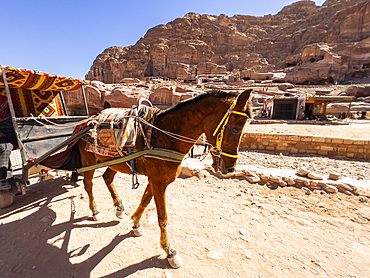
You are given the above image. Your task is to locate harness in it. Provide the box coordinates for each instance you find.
[211,99,249,159]
[76,97,249,187]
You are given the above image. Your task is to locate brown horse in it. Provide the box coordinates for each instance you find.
[78,89,252,268]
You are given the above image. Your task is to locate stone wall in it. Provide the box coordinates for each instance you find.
[240,132,370,160]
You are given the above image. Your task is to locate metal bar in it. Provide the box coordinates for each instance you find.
[24,125,93,170]
[1,70,29,181]
[15,115,88,122]
[21,132,73,143]
[59,90,69,116]
[81,85,90,117]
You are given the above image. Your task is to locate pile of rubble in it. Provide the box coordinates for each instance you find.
[181,157,369,202]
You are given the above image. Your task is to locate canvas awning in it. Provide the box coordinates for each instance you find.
[0,66,90,91]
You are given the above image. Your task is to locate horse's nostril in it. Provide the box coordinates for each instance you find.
[227,167,235,173]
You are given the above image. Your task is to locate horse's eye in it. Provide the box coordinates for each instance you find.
[232,128,239,134]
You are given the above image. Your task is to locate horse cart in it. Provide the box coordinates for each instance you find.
[0,66,92,208]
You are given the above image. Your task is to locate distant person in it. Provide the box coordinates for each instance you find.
[0,95,18,190]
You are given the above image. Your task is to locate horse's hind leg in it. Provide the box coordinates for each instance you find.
[130,183,153,236]
[151,183,183,268]
[83,170,101,221]
[103,167,124,219]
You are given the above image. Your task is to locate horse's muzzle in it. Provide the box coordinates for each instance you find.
[212,156,236,175]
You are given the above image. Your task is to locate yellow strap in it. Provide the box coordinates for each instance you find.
[232,111,249,117]
[212,100,249,136]
[212,98,249,159]
[220,152,238,158]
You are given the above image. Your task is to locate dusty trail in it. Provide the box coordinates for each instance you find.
[0,122,369,277]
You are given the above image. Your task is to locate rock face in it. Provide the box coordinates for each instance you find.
[86,0,370,85]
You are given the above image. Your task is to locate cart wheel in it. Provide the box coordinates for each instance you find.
[0,191,14,209]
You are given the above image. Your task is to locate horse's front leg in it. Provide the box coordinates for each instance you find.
[152,184,183,268]
[83,170,101,221]
[131,184,153,236]
[103,167,124,219]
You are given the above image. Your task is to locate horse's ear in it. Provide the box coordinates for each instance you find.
[234,89,252,111]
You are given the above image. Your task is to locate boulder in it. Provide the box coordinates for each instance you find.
[180,158,210,177]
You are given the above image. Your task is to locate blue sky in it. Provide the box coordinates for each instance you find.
[0,0,326,80]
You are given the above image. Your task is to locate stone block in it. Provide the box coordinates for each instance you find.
[328,172,341,180]
[270,177,287,186]
[283,176,295,186]
[307,172,324,180]
[245,175,261,183]
[335,183,355,192]
[353,141,365,145]
[343,139,353,145]
[311,137,325,143]
[276,146,287,151]
[290,148,299,153]
[260,174,270,181]
[297,168,309,176]
[320,145,334,151]
[332,138,344,144]
[323,184,338,194]
[309,181,320,189]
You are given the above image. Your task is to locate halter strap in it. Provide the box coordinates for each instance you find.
[212,99,249,159]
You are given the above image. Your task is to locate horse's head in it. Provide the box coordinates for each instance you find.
[209,89,252,175]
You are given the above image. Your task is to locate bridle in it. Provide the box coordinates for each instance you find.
[211,98,249,160]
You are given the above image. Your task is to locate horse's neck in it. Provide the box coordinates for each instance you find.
[152,97,229,153]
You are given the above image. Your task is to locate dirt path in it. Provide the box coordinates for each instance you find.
[0,165,369,277]
[1,122,369,277]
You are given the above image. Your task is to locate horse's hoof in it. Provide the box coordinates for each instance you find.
[116,209,124,219]
[93,212,102,221]
[133,225,144,237]
[168,253,183,269]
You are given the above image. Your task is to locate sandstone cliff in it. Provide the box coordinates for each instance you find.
[86,0,370,85]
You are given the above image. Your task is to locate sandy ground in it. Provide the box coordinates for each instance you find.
[0,123,369,278]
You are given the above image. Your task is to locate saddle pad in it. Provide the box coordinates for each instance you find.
[92,108,138,152]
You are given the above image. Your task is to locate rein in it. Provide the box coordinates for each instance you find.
[211,99,249,159]
[76,148,185,174]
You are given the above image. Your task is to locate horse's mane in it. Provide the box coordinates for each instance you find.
[155,90,238,119]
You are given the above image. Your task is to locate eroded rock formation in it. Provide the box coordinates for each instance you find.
[86,0,370,85]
